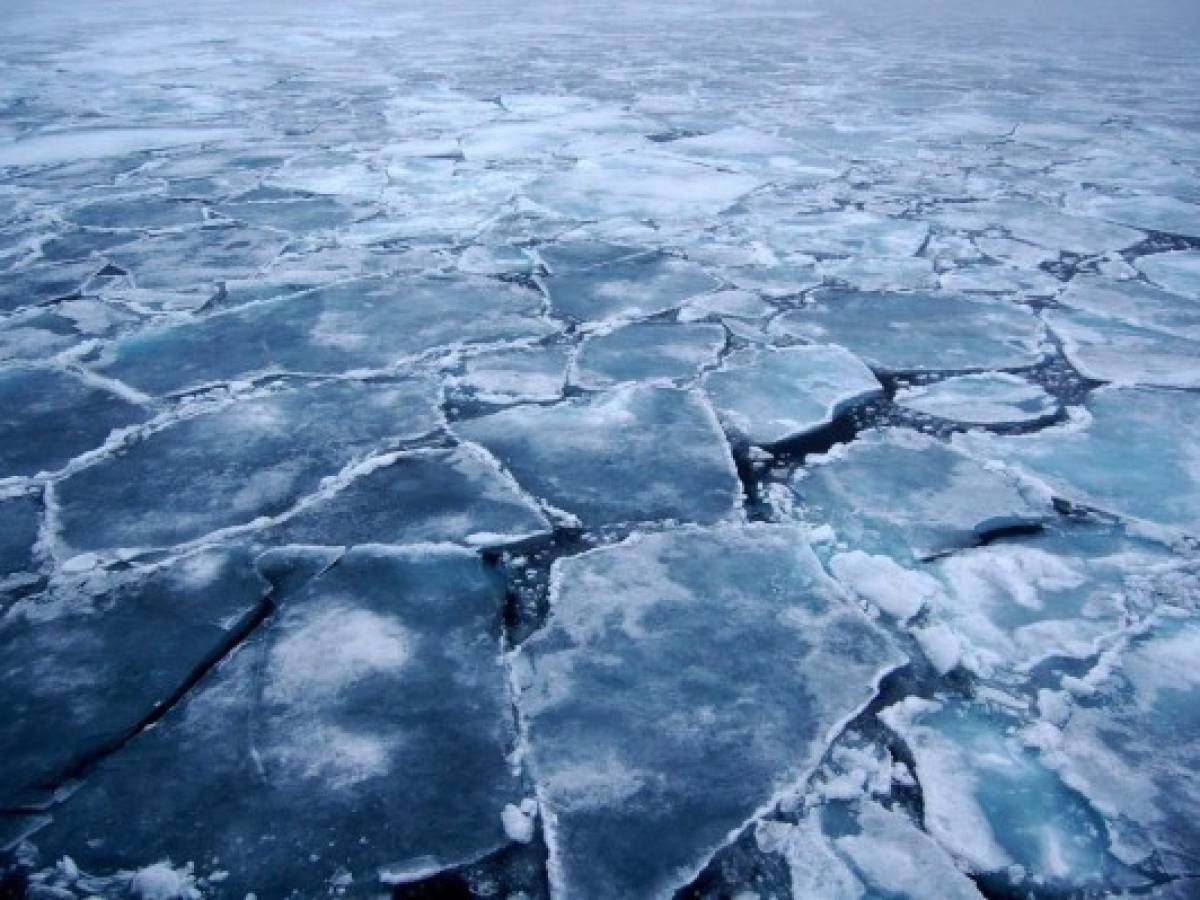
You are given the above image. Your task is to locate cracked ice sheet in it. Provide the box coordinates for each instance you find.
[25,545,523,896]
[55,378,441,555]
[540,252,718,325]
[0,546,268,809]
[93,276,552,396]
[894,373,1059,426]
[793,429,1051,562]
[452,385,741,529]
[1045,306,1200,389]
[515,525,903,900]
[572,321,725,390]
[261,446,551,550]
[525,150,760,221]
[701,345,882,446]
[771,290,1045,374]
[0,367,150,479]
[957,387,1200,537]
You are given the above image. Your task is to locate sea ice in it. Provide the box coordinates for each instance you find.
[25,546,523,896]
[453,385,741,528]
[573,321,725,389]
[957,387,1200,535]
[263,446,551,550]
[55,379,440,553]
[881,697,1119,890]
[794,429,1049,561]
[93,276,552,395]
[0,547,268,809]
[894,373,1059,426]
[541,252,718,324]
[1045,306,1200,388]
[1136,251,1200,298]
[516,525,903,899]
[771,290,1045,373]
[452,343,570,403]
[0,367,149,479]
[701,345,882,446]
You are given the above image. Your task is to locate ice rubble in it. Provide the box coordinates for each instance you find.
[1040,609,1200,876]
[757,802,985,900]
[26,546,523,896]
[771,290,1045,373]
[894,373,1059,426]
[515,526,903,899]
[880,696,1121,891]
[701,345,883,446]
[55,378,441,553]
[453,385,741,528]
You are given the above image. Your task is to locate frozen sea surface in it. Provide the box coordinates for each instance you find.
[1,0,1199,897]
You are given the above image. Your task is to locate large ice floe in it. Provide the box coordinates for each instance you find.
[513,526,902,899]
[3,0,1200,896]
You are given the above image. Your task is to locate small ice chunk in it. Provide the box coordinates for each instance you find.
[128,861,200,900]
[829,551,942,622]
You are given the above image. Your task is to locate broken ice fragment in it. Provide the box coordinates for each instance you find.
[795,429,1049,561]
[927,524,1178,675]
[771,290,1044,373]
[453,385,741,528]
[0,547,268,809]
[894,373,1059,425]
[1136,251,1200,298]
[517,525,903,900]
[1045,306,1200,388]
[94,276,552,395]
[264,447,551,550]
[56,379,441,553]
[25,545,522,896]
[542,252,717,324]
[701,345,882,446]
[0,367,149,478]
[957,386,1200,535]
[573,321,725,389]
[1040,610,1200,875]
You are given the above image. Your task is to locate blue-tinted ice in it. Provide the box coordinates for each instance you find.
[2,0,1200,895]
